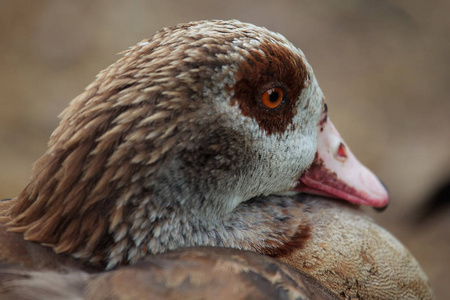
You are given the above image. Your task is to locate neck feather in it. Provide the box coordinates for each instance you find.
[7,192,310,269]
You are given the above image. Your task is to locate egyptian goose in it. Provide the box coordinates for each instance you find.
[0,20,431,299]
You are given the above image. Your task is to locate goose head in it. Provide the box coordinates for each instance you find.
[6,20,388,269]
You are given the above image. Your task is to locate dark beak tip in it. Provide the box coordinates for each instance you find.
[378,178,389,194]
[373,203,389,213]
[372,177,389,213]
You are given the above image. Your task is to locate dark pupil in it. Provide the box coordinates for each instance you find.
[269,91,279,102]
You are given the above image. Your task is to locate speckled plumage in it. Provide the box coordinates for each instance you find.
[4,20,323,269]
[0,197,432,299]
[1,247,339,300]
[0,20,432,299]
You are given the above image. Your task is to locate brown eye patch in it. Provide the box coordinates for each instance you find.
[231,39,307,135]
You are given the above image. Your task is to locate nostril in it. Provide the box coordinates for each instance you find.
[336,143,347,160]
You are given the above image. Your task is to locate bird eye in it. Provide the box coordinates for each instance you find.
[261,87,284,109]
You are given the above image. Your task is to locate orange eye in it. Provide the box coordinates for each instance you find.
[261,87,284,109]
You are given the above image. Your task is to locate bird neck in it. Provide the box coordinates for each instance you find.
[101,194,312,269]
[7,187,310,269]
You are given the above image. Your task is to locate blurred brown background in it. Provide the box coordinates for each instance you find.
[0,0,449,298]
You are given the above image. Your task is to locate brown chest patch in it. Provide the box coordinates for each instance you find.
[232,39,307,135]
[262,223,312,258]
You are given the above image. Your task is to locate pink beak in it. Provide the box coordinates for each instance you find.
[293,118,389,208]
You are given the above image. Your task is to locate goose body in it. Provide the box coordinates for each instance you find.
[1,197,431,299]
[1,246,339,300]
[0,20,430,299]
